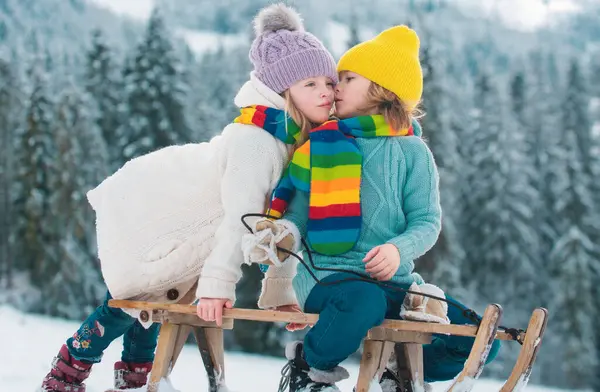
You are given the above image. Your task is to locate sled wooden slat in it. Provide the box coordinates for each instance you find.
[193,327,225,392]
[366,327,432,344]
[356,340,395,392]
[378,342,395,379]
[403,342,425,392]
[446,304,503,392]
[151,309,234,329]
[108,299,516,341]
[499,308,548,392]
[147,322,180,392]
[170,324,193,370]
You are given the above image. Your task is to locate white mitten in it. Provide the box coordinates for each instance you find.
[400,282,450,324]
[241,219,294,267]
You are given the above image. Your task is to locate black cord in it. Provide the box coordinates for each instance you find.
[241,213,524,343]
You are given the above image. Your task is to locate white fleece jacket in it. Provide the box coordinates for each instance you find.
[87,72,298,309]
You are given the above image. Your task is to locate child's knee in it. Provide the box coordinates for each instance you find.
[332,283,387,323]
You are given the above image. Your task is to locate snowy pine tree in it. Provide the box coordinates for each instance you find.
[0,56,21,289]
[191,44,250,141]
[526,54,576,387]
[85,29,123,170]
[591,54,600,111]
[543,58,600,388]
[510,71,526,121]
[548,130,598,388]
[587,53,600,250]
[118,9,190,161]
[460,72,538,307]
[44,88,105,318]
[184,49,222,143]
[589,52,600,392]
[508,68,544,296]
[562,59,600,242]
[459,72,496,296]
[76,91,110,260]
[564,59,593,172]
[12,59,57,290]
[416,44,465,298]
[347,9,361,49]
[528,53,565,290]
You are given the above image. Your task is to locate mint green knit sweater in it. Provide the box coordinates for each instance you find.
[283,128,442,310]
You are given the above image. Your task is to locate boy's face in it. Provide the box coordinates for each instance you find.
[334,71,374,119]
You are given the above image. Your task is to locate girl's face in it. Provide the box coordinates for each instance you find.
[334,71,375,119]
[287,76,335,124]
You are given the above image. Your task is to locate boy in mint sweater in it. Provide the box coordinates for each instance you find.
[245,25,500,392]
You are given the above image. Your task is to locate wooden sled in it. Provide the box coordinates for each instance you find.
[108,300,548,392]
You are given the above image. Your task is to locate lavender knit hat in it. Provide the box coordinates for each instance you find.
[250,3,338,94]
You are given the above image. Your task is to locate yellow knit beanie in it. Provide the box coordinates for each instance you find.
[337,25,423,110]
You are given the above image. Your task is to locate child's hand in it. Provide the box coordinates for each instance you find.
[274,304,310,331]
[197,298,233,327]
[363,244,400,281]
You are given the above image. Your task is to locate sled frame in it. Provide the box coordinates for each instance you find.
[108,300,548,392]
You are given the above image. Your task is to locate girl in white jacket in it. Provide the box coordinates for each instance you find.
[40,4,337,391]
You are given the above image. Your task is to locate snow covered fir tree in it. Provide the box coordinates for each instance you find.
[1,1,599,390]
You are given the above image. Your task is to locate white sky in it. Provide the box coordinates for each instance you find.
[88,0,580,30]
[90,0,155,20]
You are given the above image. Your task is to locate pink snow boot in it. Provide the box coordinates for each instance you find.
[41,344,93,392]
[113,360,153,390]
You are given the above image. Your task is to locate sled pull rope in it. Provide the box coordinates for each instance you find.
[241,213,525,344]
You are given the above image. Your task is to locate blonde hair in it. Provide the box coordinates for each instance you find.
[282,89,320,149]
[362,82,423,130]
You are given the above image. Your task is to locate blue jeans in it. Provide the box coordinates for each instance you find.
[302,273,501,382]
[66,291,160,364]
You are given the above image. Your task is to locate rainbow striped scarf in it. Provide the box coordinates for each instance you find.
[234,106,417,255]
[233,105,304,145]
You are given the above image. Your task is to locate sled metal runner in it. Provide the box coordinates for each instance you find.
[108,299,548,392]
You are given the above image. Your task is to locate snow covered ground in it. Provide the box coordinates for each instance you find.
[0,305,575,392]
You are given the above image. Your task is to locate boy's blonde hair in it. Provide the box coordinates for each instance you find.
[363,81,423,131]
[282,90,320,149]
